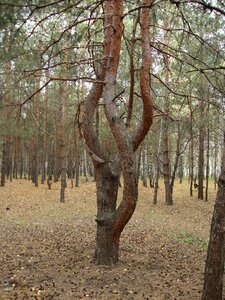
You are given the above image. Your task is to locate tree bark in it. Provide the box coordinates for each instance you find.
[189,105,194,196]
[41,69,49,184]
[201,174,225,299]
[198,76,205,200]
[205,126,210,202]
[162,17,172,205]
[1,60,11,187]
[60,73,67,202]
[94,163,120,264]
[81,0,153,265]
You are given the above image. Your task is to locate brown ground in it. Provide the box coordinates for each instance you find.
[0,178,223,300]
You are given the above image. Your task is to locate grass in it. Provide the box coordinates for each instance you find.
[177,231,208,249]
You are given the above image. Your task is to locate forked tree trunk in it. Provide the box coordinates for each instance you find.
[82,0,153,265]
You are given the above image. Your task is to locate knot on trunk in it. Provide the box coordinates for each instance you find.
[95,212,114,226]
[218,174,225,187]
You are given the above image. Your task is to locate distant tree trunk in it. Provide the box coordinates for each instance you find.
[41,69,49,184]
[205,125,210,202]
[198,77,205,200]
[141,147,148,187]
[201,131,225,300]
[8,137,13,182]
[19,141,23,179]
[162,17,172,205]
[170,122,181,197]
[214,133,218,190]
[178,155,183,184]
[162,104,172,205]
[189,107,194,196]
[32,71,41,187]
[54,132,60,182]
[47,139,54,188]
[153,155,159,205]
[153,119,163,205]
[13,112,20,179]
[60,72,67,203]
[1,60,11,187]
[74,135,80,187]
[83,149,89,182]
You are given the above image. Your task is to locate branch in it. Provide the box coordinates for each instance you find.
[132,0,154,152]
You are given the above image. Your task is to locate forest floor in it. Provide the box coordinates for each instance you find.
[0,178,223,300]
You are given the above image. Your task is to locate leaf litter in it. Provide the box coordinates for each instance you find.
[0,179,224,299]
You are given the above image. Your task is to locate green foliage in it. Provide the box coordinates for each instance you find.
[177,232,208,249]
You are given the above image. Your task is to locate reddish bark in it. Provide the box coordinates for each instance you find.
[82,0,153,265]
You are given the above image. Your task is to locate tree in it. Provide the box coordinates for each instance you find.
[201,130,225,300]
[82,0,153,265]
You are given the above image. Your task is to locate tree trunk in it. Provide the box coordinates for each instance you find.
[153,119,163,205]
[33,71,41,187]
[141,147,147,187]
[201,173,225,300]
[198,75,205,200]
[162,17,172,206]
[1,142,6,187]
[178,155,183,184]
[189,113,194,196]
[41,69,49,184]
[205,126,210,202]
[81,0,153,265]
[170,123,181,197]
[214,132,218,190]
[94,164,120,264]
[60,78,67,203]
[153,157,159,205]
[1,60,11,187]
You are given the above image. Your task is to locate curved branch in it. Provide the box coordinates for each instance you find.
[132,0,154,152]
